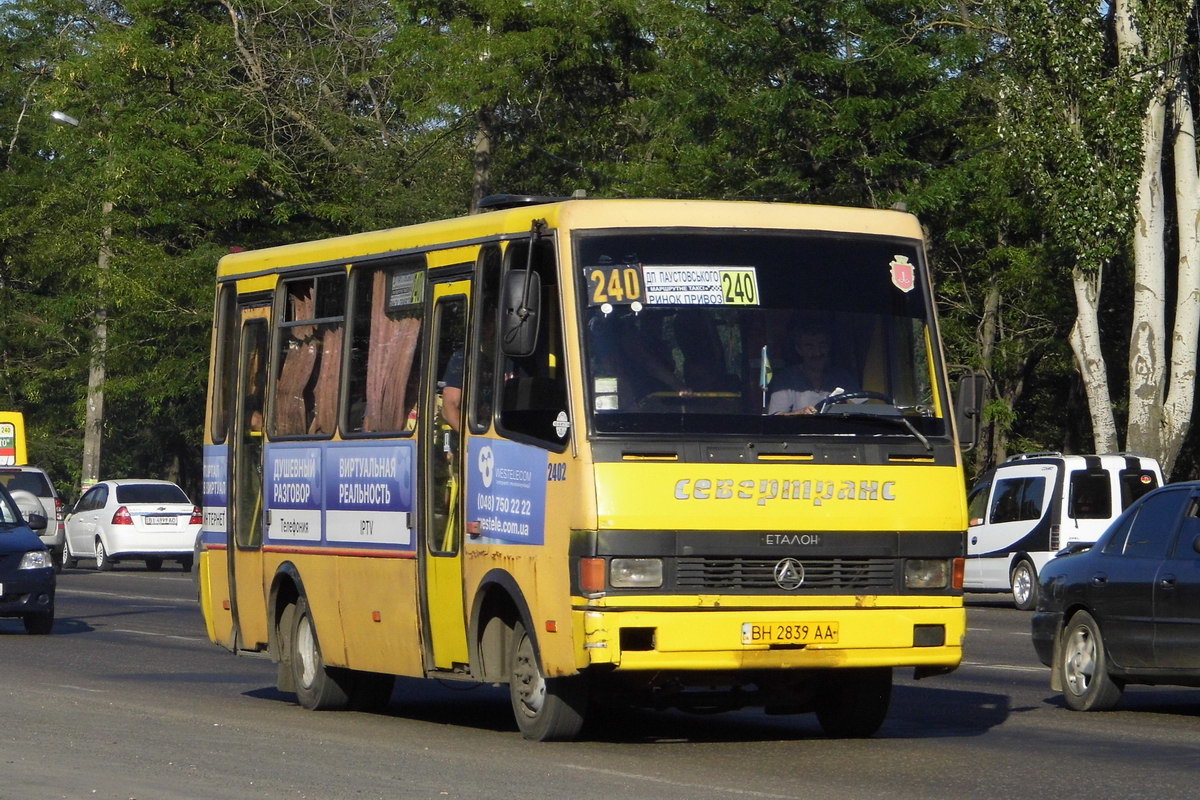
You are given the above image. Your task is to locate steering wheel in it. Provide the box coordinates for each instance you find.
[815,390,894,412]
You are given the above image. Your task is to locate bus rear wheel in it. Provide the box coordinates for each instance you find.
[509,621,587,741]
[814,667,892,738]
[290,596,352,710]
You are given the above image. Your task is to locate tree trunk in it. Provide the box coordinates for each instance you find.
[1161,77,1200,477]
[1069,265,1118,452]
[978,282,1002,471]
[1124,78,1168,458]
[81,200,113,491]
[470,106,494,215]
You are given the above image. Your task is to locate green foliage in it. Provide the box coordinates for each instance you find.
[991,0,1148,269]
[1,0,1188,490]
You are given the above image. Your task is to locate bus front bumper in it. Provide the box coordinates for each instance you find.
[575,600,965,672]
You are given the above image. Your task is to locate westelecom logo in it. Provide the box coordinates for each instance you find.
[477,445,495,489]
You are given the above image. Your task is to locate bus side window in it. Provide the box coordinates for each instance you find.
[469,245,502,434]
[271,274,346,437]
[210,285,238,444]
[498,237,568,448]
[345,259,425,434]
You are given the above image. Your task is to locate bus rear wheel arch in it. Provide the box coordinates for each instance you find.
[276,586,395,713]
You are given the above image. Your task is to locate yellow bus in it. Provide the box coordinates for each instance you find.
[0,411,28,466]
[199,196,979,740]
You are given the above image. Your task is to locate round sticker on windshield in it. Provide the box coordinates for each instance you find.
[553,411,570,439]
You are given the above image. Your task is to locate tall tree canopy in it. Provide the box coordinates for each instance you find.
[2,0,1199,498]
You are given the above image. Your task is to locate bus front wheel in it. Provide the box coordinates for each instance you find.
[509,621,587,741]
[814,667,892,738]
[290,596,352,710]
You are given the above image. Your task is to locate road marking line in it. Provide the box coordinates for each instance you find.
[111,628,206,642]
[962,660,1046,673]
[55,684,105,693]
[563,764,799,798]
[56,587,196,605]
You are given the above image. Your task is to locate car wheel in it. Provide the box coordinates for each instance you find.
[145,556,164,571]
[1010,559,1038,611]
[95,539,112,572]
[1058,610,1123,711]
[180,555,194,573]
[23,609,54,635]
[509,621,588,741]
[290,596,352,710]
[51,546,64,573]
[61,538,77,570]
[815,667,893,738]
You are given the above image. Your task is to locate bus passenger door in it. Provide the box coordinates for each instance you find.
[229,311,271,651]
[421,281,470,670]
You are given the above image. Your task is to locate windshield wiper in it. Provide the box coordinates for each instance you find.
[807,409,933,452]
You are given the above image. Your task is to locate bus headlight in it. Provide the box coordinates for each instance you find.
[905,559,949,589]
[610,558,663,588]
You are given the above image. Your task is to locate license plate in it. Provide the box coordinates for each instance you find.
[742,621,839,645]
[144,515,176,526]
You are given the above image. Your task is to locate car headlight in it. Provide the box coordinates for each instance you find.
[905,558,949,589]
[18,550,50,570]
[610,558,664,588]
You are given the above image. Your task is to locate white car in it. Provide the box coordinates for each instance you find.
[63,479,200,572]
[965,452,1162,609]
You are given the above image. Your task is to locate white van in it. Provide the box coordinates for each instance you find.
[965,452,1163,609]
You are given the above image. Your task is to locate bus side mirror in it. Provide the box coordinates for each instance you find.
[501,269,541,358]
[955,373,987,451]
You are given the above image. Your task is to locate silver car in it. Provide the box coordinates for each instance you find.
[0,466,66,572]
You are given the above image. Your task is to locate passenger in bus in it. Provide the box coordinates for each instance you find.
[670,311,742,410]
[440,348,464,433]
[767,323,859,415]
[588,309,681,411]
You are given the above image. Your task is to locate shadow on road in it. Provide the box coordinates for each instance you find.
[242,675,1012,743]
[0,617,94,635]
[1038,685,1200,717]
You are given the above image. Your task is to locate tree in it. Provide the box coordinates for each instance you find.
[994,0,1200,476]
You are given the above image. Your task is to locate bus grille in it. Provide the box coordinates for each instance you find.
[676,557,896,591]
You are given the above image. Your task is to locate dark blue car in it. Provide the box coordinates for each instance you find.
[0,482,55,634]
[1032,481,1200,710]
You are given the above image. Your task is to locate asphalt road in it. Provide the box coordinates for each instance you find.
[4,568,1200,800]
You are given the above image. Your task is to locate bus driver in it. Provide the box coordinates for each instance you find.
[767,323,859,415]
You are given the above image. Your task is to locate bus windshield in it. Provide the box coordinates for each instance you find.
[576,229,945,438]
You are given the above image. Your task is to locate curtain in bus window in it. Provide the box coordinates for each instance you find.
[275,338,318,435]
[308,326,343,435]
[273,286,319,436]
[364,270,421,432]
